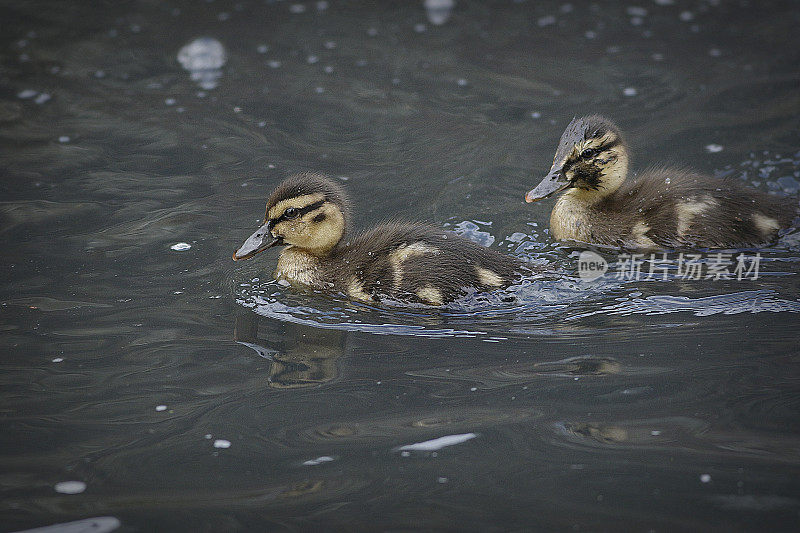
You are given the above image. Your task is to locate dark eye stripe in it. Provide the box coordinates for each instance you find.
[273,199,326,224]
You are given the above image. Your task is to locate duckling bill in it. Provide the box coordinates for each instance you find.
[526,115,796,248]
[234,172,534,305]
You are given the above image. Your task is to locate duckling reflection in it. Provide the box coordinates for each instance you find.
[233,172,538,305]
[526,115,797,248]
[563,422,629,444]
[234,313,346,388]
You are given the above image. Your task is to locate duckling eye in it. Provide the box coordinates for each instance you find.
[581,147,600,159]
[283,207,300,219]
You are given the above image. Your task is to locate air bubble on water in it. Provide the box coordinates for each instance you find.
[54,481,86,494]
[18,89,37,99]
[623,87,637,97]
[170,242,191,251]
[425,0,455,26]
[177,37,227,90]
[213,439,231,448]
[537,15,556,27]
[705,144,724,153]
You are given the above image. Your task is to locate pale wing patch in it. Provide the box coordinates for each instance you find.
[389,242,439,289]
[347,278,373,302]
[632,220,657,248]
[752,212,780,236]
[268,193,325,220]
[676,197,717,237]
[475,267,504,287]
[416,286,443,306]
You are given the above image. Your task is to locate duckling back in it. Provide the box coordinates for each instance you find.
[327,221,530,305]
[603,169,796,248]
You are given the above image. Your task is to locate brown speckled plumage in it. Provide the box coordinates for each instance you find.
[235,173,535,305]
[528,115,797,249]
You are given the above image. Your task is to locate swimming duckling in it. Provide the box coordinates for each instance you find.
[233,172,533,305]
[525,115,796,248]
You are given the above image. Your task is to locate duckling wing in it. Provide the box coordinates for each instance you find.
[614,169,795,248]
[335,222,527,304]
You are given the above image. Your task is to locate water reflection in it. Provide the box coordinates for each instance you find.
[234,313,346,388]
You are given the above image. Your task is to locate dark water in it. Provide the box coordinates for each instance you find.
[2,0,800,531]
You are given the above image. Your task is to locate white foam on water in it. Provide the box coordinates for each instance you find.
[54,481,86,494]
[396,432,477,452]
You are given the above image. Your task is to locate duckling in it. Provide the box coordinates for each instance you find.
[233,172,534,305]
[525,115,796,248]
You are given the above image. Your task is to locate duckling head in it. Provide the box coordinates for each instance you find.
[233,172,349,260]
[525,115,629,203]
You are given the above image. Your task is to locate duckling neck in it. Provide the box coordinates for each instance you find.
[274,246,325,287]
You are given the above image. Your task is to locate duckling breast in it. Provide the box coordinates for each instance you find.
[274,248,324,287]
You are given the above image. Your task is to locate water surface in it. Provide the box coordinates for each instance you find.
[2,0,799,531]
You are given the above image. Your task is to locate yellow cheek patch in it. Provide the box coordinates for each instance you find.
[268,193,325,220]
